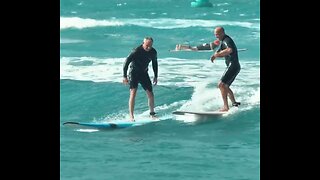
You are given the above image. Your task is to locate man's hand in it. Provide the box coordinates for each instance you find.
[213,39,220,46]
[210,54,216,63]
[123,77,128,85]
[153,77,158,85]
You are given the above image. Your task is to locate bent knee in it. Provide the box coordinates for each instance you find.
[146,90,154,97]
[218,81,229,89]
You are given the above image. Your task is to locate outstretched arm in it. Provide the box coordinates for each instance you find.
[210,41,232,62]
[214,47,232,57]
[210,48,232,62]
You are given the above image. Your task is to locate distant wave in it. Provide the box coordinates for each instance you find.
[60,38,86,44]
[60,17,259,30]
[60,56,260,86]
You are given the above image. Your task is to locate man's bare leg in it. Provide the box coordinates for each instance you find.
[176,44,194,50]
[227,87,240,107]
[129,88,137,121]
[146,90,157,119]
[226,86,236,104]
[218,81,229,112]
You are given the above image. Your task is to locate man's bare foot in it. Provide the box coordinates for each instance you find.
[130,116,135,122]
[219,108,229,112]
[175,44,181,50]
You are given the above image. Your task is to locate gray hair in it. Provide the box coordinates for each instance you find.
[144,37,153,42]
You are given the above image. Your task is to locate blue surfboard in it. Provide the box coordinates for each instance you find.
[63,119,157,129]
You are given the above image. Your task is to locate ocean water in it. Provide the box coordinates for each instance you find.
[60,0,260,179]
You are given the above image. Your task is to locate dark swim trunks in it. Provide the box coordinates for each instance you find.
[128,71,152,91]
[196,43,211,50]
[221,63,240,86]
[196,43,219,50]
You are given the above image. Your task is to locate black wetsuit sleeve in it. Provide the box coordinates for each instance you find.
[223,40,231,50]
[152,52,158,78]
[123,49,135,78]
[222,36,237,52]
[217,41,229,52]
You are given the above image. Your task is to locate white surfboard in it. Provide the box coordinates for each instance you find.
[169,48,247,52]
[172,110,228,116]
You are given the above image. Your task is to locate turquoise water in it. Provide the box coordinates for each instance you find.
[60,0,260,179]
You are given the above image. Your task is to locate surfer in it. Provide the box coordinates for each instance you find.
[175,39,220,51]
[210,26,241,112]
[123,37,158,121]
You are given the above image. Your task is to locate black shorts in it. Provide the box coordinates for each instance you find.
[196,43,211,50]
[128,72,152,91]
[221,64,240,86]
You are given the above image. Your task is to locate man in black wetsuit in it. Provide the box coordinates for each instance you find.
[210,26,241,112]
[123,37,158,121]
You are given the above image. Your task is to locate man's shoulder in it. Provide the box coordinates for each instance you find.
[151,48,157,54]
[223,35,236,46]
[131,45,142,52]
[223,35,232,40]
